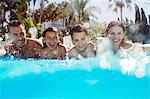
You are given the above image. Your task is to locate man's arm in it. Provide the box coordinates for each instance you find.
[0,48,6,56]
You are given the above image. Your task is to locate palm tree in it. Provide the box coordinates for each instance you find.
[70,0,101,24]
[33,1,69,24]
[108,0,132,22]
[0,1,6,38]
[144,0,150,4]
[144,0,150,25]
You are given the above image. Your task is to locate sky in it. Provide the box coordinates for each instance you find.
[30,0,150,23]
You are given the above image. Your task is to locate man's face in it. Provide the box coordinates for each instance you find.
[72,32,88,52]
[9,25,26,47]
[44,31,59,50]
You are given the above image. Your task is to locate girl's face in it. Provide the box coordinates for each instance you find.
[107,25,125,46]
[44,31,59,50]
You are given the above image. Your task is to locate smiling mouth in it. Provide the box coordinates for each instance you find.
[78,45,84,49]
[48,43,56,47]
[112,39,120,42]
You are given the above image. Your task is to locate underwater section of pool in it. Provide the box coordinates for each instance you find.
[0,56,150,99]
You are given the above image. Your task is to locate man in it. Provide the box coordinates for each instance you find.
[68,25,95,59]
[4,20,42,59]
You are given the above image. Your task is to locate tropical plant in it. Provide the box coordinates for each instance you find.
[88,20,107,42]
[33,1,70,23]
[145,0,150,4]
[70,0,101,23]
[108,0,132,22]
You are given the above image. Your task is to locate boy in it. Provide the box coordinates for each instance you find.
[68,25,95,59]
[40,27,66,59]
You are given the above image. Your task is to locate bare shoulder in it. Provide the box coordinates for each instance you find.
[68,46,77,56]
[88,42,96,51]
[88,42,94,47]
[27,38,42,48]
[40,47,47,52]
[58,44,66,50]
[121,42,132,49]
[68,46,76,53]
[58,44,66,53]
[40,47,48,55]
[67,47,78,58]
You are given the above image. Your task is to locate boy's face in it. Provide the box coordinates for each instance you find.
[44,31,59,50]
[72,32,88,52]
[9,25,26,47]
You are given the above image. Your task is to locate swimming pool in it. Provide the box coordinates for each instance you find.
[0,56,150,99]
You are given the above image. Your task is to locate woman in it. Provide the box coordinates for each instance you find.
[100,21,145,57]
[105,21,132,54]
[97,21,149,76]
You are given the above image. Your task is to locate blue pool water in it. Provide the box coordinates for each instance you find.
[0,56,150,99]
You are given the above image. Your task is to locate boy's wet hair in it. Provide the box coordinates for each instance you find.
[42,27,59,48]
[70,24,88,39]
[106,21,125,35]
[42,27,58,37]
[8,20,25,30]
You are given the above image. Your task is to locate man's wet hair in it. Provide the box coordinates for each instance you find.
[8,20,25,30]
[70,24,88,39]
[42,27,58,37]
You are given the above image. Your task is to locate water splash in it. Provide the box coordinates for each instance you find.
[96,37,150,78]
[0,37,150,79]
[0,57,99,78]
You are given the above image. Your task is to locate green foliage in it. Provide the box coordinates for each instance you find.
[71,0,101,23]
[88,20,107,42]
[33,1,70,23]
[24,17,35,27]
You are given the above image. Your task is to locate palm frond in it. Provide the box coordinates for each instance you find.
[87,12,98,19]
[127,4,132,11]
[108,4,113,8]
[113,7,117,13]
[125,0,132,4]
[116,1,125,8]
[86,6,101,14]
[109,0,112,2]
[33,0,36,6]
[145,0,150,4]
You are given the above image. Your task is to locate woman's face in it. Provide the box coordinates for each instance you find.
[107,25,125,46]
[44,31,59,50]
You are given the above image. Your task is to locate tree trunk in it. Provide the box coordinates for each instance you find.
[39,0,44,23]
[120,6,123,22]
[120,0,123,22]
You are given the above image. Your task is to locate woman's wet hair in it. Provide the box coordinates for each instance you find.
[105,21,125,35]
[42,27,58,37]
[70,24,88,39]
